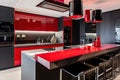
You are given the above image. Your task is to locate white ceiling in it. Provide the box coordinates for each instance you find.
[0,0,120,17]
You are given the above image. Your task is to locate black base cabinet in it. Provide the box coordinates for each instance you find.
[0,46,14,70]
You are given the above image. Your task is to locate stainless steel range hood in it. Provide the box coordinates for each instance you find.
[36,0,69,12]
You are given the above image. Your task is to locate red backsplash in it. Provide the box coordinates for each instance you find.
[14,11,58,31]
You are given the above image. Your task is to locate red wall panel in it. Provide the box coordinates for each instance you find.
[14,11,58,31]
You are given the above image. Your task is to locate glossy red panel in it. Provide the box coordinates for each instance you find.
[36,44,118,62]
[63,17,72,27]
[14,11,58,31]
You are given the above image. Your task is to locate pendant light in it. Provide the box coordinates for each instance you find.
[84,9,91,23]
[69,0,83,20]
[92,9,102,23]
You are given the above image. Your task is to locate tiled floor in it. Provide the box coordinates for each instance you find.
[0,67,120,80]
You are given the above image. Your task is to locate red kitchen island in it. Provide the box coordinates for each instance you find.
[21,44,120,80]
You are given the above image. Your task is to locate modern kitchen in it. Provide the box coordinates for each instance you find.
[0,0,120,80]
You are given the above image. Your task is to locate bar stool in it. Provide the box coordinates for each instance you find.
[60,62,97,80]
[97,54,113,80]
[112,50,120,77]
[84,58,106,80]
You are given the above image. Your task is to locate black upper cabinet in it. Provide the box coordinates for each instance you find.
[85,23,96,33]
[0,6,14,22]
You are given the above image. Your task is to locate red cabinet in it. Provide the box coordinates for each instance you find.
[14,11,58,31]
[14,44,64,66]
[14,46,44,66]
[14,11,60,66]
[63,17,72,27]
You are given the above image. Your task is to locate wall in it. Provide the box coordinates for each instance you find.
[14,11,58,31]
[97,9,120,44]
[97,12,113,44]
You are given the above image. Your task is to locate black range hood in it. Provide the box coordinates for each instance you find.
[36,0,69,12]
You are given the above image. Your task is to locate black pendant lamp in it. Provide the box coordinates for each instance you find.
[69,0,83,20]
[92,9,102,23]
